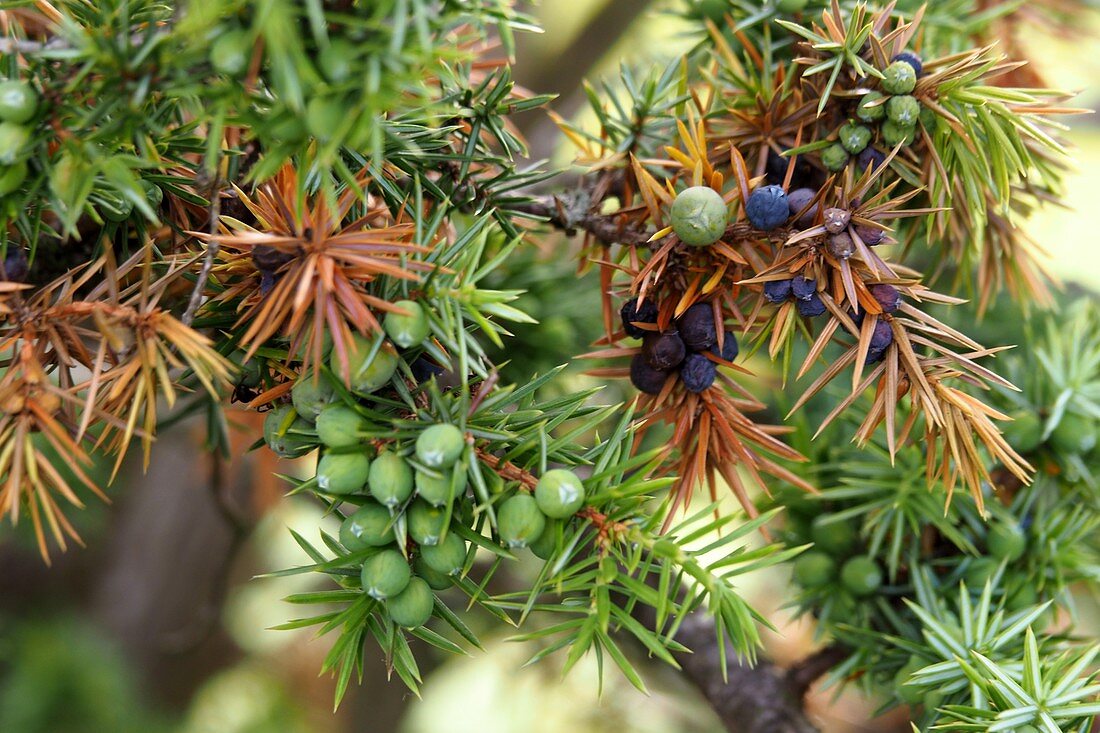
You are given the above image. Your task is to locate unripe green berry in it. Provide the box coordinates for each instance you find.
[361,549,411,599]
[670,186,729,247]
[498,493,546,548]
[1050,413,1098,455]
[820,142,849,172]
[386,576,434,627]
[840,555,882,596]
[838,122,872,154]
[0,161,27,196]
[415,467,467,507]
[318,39,356,83]
[368,451,414,507]
[140,179,163,209]
[856,91,886,122]
[407,500,448,546]
[894,657,925,704]
[262,404,314,458]
[384,300,431,349]
[529,520,559,560]
[810,515,858,555]
[315,404,369,448]
[776,0,809,12]
[340,501,395,550]
[210,31,250,76]
[987,521,1027,562]
[0,122,31,165]
[291,374,335,421]
[415,423,465,469]
[316,452,371,495]
[534,469,586,519]
[881,61,917,94]
[419,531,467,576]
[881,120,916,148]
[306,95,346,142]
[332,334,400,396]
[793,551,836,587]
[1003,410,1043,453]
[0,81,38,124]
[886,95,920,127]
[964,557,999,589]
[414,557,454,590]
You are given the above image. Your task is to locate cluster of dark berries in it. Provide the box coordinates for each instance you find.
[621,298,738,395]
[849,283,901,362]
[821,52,931,173]
[763,276,826,317]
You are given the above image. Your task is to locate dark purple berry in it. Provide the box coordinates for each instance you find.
[892,51,923,77]
[1,248,28,282]
[828,232,855,259]
[677,302,718,351]
[854,223,885,246]
[766,148,815,188]
[710,332,739,362]
[791,276,817,301]
[620,297,659,338]
[643,331,686,370]
[849,309,865,328]
[869,283,901,313]
[745,185,790,231]
[857,147,886,173]
[867,319,894,362]
[787,187,819,227]
[681,353,717,393]
[763,278,793,303]
[797,292,827,317]
[411,357,445,383]
[630,354,669,395]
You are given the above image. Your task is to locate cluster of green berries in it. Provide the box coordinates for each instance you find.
[1002,409,1099,458]
[789,509,884,601]
[0,79,39,196]
[821,53,930,173]
[621,298,738,395]
[257,298,593,630]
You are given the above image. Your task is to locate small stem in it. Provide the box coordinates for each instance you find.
[183,177,222,326]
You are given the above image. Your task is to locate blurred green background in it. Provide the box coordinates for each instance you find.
[2,2,1100,733]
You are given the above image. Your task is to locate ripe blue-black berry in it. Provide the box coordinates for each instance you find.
[764,278,793,303]
[857,147,885,173]
[766,148,814,187]
[828,232,855,259]
[787,187,818,227]
[869,283,901,312]
[892,51,924,76]
[791,276,817,301]
[677,302,718,351]
[745,185,790,231]
[643,331,686,370]
[620,297,658,338]
[797,293,826,317]
[410,356,445,383]
[681,353,717,393]
[867,319,893,362]
[2,248,27,282]
[709,332,739,362]
[855,223,885,246]
[630,354,669,395]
